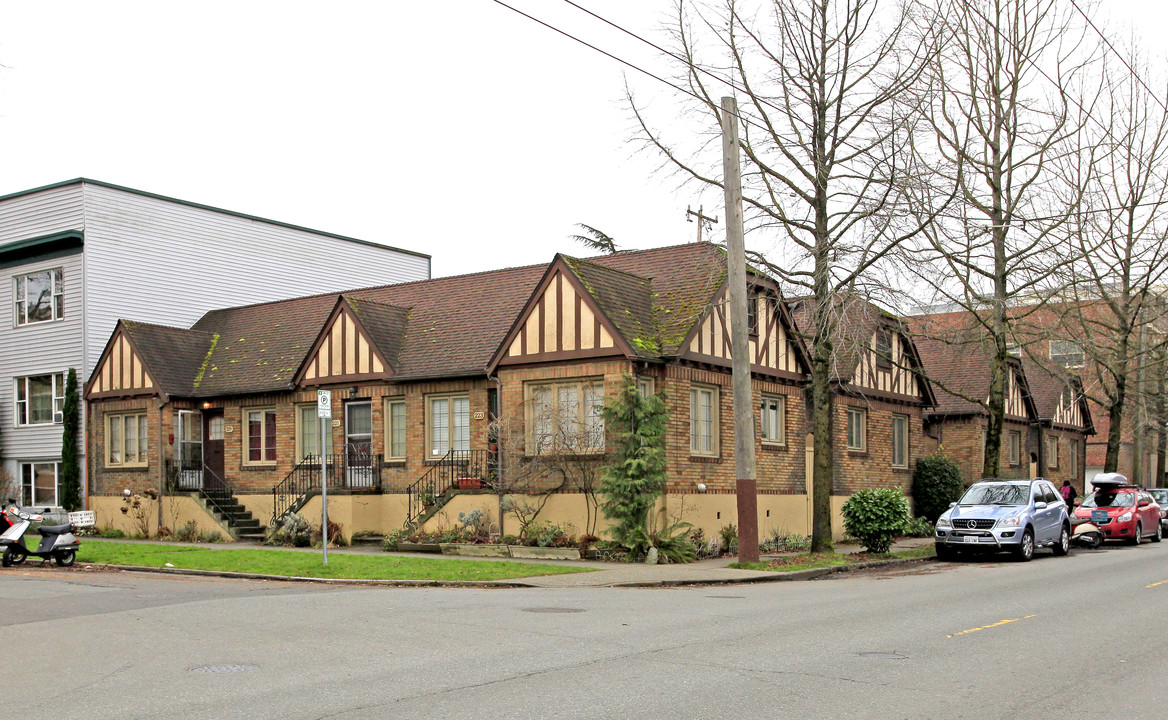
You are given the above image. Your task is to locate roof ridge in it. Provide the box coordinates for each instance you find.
[123,319,212,334]
[564,254,655,283]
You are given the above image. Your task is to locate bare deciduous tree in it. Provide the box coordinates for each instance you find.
[903,0,1095,478]
[631,0,937,551]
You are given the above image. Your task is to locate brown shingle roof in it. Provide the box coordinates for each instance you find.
[108,243,748,397]
[120,321,215,397]
[1023,359,1093,432]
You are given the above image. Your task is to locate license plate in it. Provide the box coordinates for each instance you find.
[1092,510,1108,522]
[964,536,981,543]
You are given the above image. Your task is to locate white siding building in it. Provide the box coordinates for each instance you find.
[0,178,429,507]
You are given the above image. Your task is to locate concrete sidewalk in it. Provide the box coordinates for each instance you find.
[79,535,935,588]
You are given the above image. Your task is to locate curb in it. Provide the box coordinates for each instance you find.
[79,553,934,588]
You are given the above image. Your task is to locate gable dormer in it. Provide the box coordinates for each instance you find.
[1000,361,1035,420]
[490,256,636,370]
[294,297,399,387]
[681,284,806,380]
[87,323,157,399]
[849,325,932,403]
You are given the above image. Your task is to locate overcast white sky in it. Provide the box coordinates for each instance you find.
[1,1,1164,279]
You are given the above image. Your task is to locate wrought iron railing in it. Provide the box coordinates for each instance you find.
[165,458,239,521]
[405,449,492,527]
[271,445,383,524]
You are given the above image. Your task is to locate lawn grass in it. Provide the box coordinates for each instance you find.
[729,545,935,572]
[76,541,593,582]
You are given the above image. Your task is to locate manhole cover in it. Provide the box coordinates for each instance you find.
[190,664,258,674]
[858,652,907,660]
[706,595,745,599]
[522,607,586,614]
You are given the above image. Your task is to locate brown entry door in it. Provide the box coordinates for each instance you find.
[203,411,225,484]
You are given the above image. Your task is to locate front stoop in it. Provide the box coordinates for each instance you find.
[189,493,266,542]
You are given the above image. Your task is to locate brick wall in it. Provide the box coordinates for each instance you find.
[831,396,927,495]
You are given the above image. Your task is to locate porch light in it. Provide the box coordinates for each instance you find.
[202,402,213,409]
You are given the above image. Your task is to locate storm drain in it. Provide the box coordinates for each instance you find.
[858,652,907,660]
[522,607,586,614]
[189,664,258,674]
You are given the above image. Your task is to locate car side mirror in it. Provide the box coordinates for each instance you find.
[948,502,957,508]
[1035,501,1048,509]
[1139,500,1150,507]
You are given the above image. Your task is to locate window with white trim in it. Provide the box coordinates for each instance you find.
[846,407,867,451]
[386,398,406,459]
[760,395,785,445]
[295,404,320,461]
[244,407,278,464]
[1049,340,1084,368]
[690,385,719,456]
[891,414,908,468]
[107,413,148,467]
[428,394,470,458]
[875,330,893,370]
[14,268,63,326]
[15,373,64,425]
[20,461,59,506]
[1046,434,1059,469]
[527,380,605,454]
[636,376,655,398]
[1008,431,1021,466]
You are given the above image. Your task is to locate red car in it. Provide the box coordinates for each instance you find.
[1074,474,1163,544]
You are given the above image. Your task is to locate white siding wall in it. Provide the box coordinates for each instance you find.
[81,183,429,370]
[0,184,84,244]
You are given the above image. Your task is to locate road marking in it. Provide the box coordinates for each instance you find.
[947,615,1036,639]
[1147,579,1168,588]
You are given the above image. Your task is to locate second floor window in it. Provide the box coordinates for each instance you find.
[16,373,64,425]
[1049,340,1084,368]
[14,268,63,326]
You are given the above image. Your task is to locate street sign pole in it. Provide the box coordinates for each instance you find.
[317,390,332,567]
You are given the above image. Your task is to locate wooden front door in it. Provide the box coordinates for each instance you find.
[203,411,225,483]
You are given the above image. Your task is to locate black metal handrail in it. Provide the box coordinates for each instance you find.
[272,445,383,523]
[405,449,492,527]
[165,459,240,521]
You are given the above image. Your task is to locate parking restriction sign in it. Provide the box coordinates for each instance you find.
[317,390,332,418]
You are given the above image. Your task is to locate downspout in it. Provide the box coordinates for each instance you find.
[157,400,166,533]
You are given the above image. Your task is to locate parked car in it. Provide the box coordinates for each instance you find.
[935,478,1070,562]
[1075,474,1163,544]
[1148,489,1168,534]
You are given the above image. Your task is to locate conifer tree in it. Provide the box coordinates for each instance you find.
[599,375,668,554]
[60,368,81,511]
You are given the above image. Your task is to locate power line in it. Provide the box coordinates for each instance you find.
[1068,0,1168,113]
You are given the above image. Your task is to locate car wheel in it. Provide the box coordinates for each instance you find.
[1131,522,1142,545]
[1153,523,1162,543]
[53,550,75,567]
[1053,524,1070,556]
[1013,528,1034,562]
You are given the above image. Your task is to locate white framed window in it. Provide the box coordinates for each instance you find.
[295,404,321,461]
[636,376,655,398]
[891,414,908,468]
[690,385,719,456]
[14,268,63,326]
[760,395,785,445]
[243,407,278,465]
[385,398,406,460]
[106,413,148,467]
[1049,340,1084,368]
[15,373,65,426]
[1047,434,1059,469]
[428,394,470,458]
[875,330,893,370]
[1070,439,1079,479]
[527,380,605,454]
[1008,431,1021,466]
[20,461,59,506]
[846,407,867,451]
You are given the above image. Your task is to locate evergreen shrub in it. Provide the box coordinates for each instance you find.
[841,488,911,554]
[911,452,964,522]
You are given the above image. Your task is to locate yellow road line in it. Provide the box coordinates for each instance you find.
[1147,579,1168,588]
[947,615,1036,639]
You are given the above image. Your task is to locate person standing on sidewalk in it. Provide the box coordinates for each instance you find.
[1060,480,1078,510]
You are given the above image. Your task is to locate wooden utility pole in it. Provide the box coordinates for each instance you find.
[686,205,718,244]
[721,96,759,562]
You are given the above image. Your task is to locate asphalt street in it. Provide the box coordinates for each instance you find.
[2,541,1164,720]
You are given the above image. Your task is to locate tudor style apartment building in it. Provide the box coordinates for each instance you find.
[0,178,429,507]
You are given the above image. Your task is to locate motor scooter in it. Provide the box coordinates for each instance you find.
[0,506,81,567]
[1070,515,1104,549]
